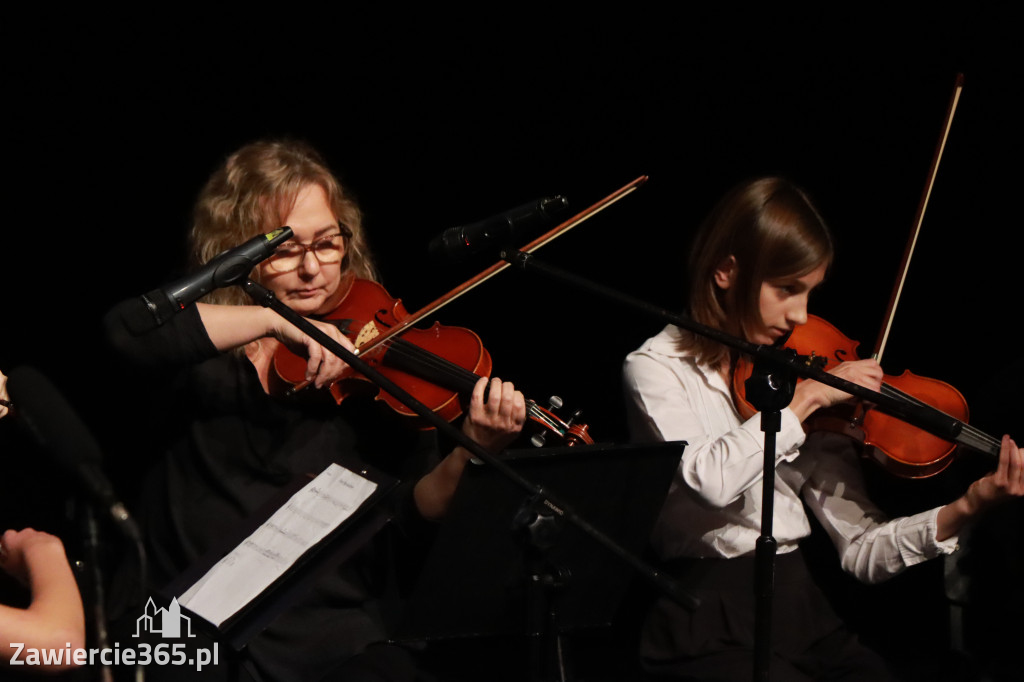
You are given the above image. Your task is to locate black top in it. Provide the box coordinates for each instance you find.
[103,300,439,682]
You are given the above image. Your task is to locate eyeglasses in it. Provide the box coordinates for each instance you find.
[265,232,346,273]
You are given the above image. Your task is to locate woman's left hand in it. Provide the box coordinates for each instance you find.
[413,376,527,521]
[461,376,527,453]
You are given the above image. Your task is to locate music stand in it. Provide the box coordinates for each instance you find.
[162,461,400,650]
[393,441,685,681]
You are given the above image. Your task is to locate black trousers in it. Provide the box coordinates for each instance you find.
[640,550,897,682]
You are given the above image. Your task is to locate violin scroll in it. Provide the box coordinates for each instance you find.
[528,396,593,447]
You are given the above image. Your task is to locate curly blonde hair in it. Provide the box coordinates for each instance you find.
[190,139,377,306]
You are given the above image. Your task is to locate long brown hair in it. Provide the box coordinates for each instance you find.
[190,139,377,306]
[680,177,833,369]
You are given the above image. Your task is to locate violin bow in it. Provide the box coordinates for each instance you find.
[872,73,964,363]
[867,74,1001,456]
[354,175,649,357]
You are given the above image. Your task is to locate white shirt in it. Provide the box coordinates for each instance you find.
[623,324,958,584]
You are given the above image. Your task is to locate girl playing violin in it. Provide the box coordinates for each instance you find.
[622,177,1022,681]
[105,139,526,682]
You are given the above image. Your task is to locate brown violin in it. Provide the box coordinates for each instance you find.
[271,276,593,446]
[731,315,1002,477]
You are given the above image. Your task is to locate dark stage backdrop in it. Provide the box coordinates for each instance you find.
[4,8,1021,681]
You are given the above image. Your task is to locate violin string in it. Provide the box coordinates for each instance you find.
[954,422,1001,446]
[386,338,555,427]
[376,338,561,431]
[527,405,561,430]
[878,382,1001,449]
[383,338,481,391]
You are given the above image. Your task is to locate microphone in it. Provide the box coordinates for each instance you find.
[125,226,293,334]
[7,365,141,542]
[428,195,569,265]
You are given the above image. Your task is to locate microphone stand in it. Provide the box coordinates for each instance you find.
[745,354,795,682]
[498,248,974,682]
[81,504,115,682]
[241,278,700,618]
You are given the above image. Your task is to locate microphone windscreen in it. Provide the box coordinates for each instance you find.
[7,365,105,468]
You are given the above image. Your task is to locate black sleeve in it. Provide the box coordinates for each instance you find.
[103,298,219,368]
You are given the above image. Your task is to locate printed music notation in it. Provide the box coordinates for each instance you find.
[178,463,378,627]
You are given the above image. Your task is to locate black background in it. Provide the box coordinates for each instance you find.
[3,7,1022,681]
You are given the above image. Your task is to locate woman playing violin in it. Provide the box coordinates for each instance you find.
[105,139,526,682]
[622,177,1022,681]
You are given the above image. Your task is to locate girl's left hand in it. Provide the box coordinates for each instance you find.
[964,435,1024,512]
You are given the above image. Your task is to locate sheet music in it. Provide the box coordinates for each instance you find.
[178,463,378,627]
